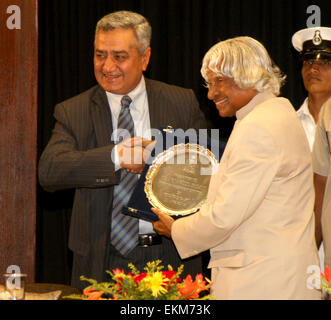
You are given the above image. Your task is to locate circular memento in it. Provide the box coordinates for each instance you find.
[144,143,217,216]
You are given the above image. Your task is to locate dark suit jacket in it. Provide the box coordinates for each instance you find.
[38,78,207,281]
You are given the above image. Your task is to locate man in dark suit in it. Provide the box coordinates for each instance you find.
[38,10,206,289]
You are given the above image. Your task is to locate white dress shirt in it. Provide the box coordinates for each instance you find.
[106,76,154,234]
[297,97,324,272]
[296,98,316,150]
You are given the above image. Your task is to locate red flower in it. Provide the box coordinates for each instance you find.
[322,265,331,284]
[133,273,147,284]
[159,270,180,291]
[162,270,180,281]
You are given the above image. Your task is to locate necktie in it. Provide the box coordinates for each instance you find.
[111,95,139,256]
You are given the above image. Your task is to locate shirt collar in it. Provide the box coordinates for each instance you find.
[236,91,276,120]
[296,98,312,118]
[105,76,146,112]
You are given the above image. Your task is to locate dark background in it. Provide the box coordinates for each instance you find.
[37,0,331,284]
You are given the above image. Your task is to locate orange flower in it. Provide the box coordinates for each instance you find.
[179,274,209,300]
[83,288,104,300]
[86,290,104,300]
[113,268,125,276]
[113,268,126,287]
[195,274,207,288]
[83,287,95,296]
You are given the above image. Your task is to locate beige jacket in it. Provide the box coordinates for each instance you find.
[312,97,331,268]
[172,92,320,300]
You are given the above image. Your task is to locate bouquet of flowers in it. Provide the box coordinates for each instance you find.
[66,260,212,300]
[321,265,331,297]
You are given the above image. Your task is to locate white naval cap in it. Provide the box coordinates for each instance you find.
[292,26,331,60]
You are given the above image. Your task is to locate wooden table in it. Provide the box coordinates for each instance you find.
[25,283,82,300]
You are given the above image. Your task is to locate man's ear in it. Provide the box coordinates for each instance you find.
[142,47,151,71]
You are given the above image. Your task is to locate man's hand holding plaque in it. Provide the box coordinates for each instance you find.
[117,137,156,174]
[152,207,174,238]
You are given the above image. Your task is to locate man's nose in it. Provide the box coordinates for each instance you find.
[311,63,320,72]
[103,56,117,72]
[207,84,216,100]
[306,61,322,72]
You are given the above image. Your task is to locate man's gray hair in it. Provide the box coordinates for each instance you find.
[95,11,152,55]
[201,36,286,96]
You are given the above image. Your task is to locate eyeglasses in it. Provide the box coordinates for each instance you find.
[303,60,330,67]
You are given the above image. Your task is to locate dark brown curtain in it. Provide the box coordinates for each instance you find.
[37,0,331,284]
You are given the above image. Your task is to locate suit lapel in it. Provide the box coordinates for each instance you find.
[90,86,114,146]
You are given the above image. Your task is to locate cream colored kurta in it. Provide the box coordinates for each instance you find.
[172,92,320,300]
[312,97,331,269]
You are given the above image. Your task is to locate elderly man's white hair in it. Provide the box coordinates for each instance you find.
[95,11,152,55]
[201,36,286,96]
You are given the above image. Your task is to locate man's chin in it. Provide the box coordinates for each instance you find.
[218,108,232,118]
[100,83,125,95]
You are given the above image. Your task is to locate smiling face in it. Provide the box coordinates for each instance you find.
[206,70,257,117]
[301,60,331,96]
[94,28,151,94]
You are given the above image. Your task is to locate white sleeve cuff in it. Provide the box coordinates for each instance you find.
[112,145,122,171]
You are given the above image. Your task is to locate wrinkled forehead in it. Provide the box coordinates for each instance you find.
[206,69,221,80]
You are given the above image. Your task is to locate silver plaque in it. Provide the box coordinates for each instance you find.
[144,143,217,216]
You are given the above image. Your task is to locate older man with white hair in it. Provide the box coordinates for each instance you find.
[153,36,320,300]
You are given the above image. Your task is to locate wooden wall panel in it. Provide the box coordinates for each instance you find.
[0,0,38,282]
